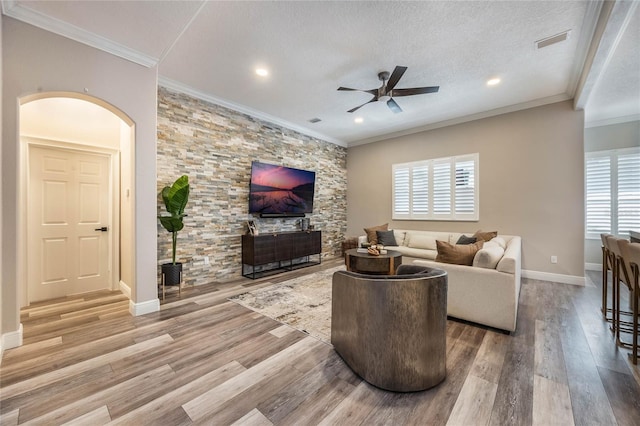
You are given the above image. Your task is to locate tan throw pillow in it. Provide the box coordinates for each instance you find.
[436,240,484,266]
[364,223,388,244]
[473,230,498,242]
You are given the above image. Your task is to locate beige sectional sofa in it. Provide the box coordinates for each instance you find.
[358,229,522,332]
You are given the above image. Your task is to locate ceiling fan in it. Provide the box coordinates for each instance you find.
[338,66,439,114]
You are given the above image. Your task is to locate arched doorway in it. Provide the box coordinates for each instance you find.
[19,92,135,305]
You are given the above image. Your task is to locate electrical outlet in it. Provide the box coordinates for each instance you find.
[204,256,210,265]
[551,255,558,264]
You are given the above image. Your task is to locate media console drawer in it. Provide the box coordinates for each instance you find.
[242,230,321,279]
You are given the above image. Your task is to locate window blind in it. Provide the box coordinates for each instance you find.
[393,153,479,221]
[585,147,640,238]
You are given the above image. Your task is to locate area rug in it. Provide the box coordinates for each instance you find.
[229,266,344,343]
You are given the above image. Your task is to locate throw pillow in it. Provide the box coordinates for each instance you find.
[456,235,477,245]
[473,241,505,269]
[435,240,484,266]
[473,230,498,242]
[376,230,398,246]
[364,223,388,244]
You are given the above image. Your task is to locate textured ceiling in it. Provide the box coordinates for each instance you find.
[3,1,638,146]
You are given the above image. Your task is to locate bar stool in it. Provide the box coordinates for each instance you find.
[601,233,614,322]
[608,236,634,347]
[627,242,640,364]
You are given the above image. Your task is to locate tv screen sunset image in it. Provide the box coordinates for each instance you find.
[249,162,315,214]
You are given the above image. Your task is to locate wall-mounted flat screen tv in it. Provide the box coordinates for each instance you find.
[249,161,316,216]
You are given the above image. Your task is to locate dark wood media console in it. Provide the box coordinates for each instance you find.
[242,230,322,279]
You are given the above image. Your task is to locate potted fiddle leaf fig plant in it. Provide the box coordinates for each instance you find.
[158,175,190,287]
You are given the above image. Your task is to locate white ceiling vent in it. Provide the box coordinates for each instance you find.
[535,30,571,49]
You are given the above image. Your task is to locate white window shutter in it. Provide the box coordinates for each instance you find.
[392,153,479,221]
[585,147,640,239]
[393,165,410,219]
[617,151,640,236]
[432,161,451,216]
[585,155,612,237]
[454,157,478,219]
[412,164,429,216]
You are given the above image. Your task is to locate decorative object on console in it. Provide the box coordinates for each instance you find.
[364,223,388,244]
[158,175,190,297]
[246,220,258,235]
[248,161,315,218]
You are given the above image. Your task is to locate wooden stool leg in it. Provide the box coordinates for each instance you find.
[633,265,639,365]
[602,246,608,316]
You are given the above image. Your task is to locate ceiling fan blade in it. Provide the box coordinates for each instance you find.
[392,86,440,97]
[387,98,402,113]
[348,97,377,113]
[338,87,378,96]
[386,66,408,91]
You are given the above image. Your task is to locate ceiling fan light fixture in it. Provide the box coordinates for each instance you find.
[378,95,391,103]
[487,78,501,86]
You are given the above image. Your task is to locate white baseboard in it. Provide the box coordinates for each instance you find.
[129,298,160,316]
[522,269,586,286]
[1,324,24,361]
[119,280,132,298]
[585,262,603,271]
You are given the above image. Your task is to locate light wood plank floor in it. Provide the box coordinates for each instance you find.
[1,258,639,425]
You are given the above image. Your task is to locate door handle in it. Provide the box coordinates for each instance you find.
[95,226,108,232]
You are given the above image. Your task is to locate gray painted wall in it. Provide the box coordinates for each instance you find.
[2,17,158,339]
[347,100,585,279]
[584,120,640,264]
[157,87,347,285]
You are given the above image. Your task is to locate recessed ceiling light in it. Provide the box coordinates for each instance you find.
[255,68,269,77]
[354,117,364,124]
[487,78,501,86]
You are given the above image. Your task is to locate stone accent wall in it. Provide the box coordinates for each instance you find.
[157,87,348,286]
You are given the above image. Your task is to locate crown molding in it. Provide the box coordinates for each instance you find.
[2,1,158,67]
[585,113,640,129]
[348,93,572,147]
[158,77,347,147]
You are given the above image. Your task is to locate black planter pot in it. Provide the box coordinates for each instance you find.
[161,262,183,286]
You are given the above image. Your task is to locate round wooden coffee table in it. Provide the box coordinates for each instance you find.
[344,248,402,275]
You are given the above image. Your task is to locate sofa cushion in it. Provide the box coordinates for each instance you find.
[393,230,407,246]
[456,235,477,245]
[364,223,388,244]
[406,231,451,250]
[473,241,505,269]
[376,230,398,246]
[392,245,438,260]
[490,236,507,249]
[473,230,498,242]
[435,240,484,266]
[407,233,437,250]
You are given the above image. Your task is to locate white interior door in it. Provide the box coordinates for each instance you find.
[28,145,112,302]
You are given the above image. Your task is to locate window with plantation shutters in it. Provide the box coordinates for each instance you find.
[393,153,478,221]
[585,147,640,239]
